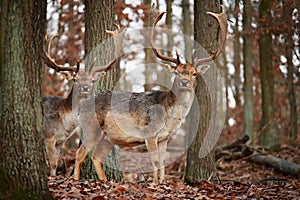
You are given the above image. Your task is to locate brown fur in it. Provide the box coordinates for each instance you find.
[73,7,227,183]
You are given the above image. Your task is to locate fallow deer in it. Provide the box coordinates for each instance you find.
[74,7,227,184]
[42,26,119,176]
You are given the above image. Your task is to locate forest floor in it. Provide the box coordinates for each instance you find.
[49,143,300,199]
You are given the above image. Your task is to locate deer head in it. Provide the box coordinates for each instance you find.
[43,24,120,99]
[151,6,228,92]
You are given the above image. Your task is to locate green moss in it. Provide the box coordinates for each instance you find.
[184,176,201,187]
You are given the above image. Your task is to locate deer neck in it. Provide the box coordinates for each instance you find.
[67,87,84,114]
[66,87,74,108]
[169,83,195,116]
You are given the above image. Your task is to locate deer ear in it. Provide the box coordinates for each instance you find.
[60,72,74,81]
[197,64,211,74]
[160,63,176,73]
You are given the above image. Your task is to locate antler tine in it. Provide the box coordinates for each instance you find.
[90,23,120,75]
[151,11,180,67]
[43,34,79,73]
[193,5,228,66]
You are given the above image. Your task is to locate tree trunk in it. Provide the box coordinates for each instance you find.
[182,0,192,62]
[182,0,193,147]
[287,40,298,142]
[283,3,298,142]
[166,0,173,58]
[258,1,278,146]
[185,0,220,185]
[82,0,122,182]
[144,0,153,90]
[233,3,242,107]
[0,0,52,198]
[242,1,254,142]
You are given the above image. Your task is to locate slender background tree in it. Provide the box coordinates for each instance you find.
[242,0,254,142]
[259,1,278,146]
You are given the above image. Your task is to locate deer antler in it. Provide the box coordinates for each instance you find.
[151,11,181,67]
[151,6,227,67]
[89,23,121,75]
[193,5,228,66]
[43,33,80,73]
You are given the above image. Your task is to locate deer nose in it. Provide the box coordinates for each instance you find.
[181,79,189,87]
[81,85,90,92]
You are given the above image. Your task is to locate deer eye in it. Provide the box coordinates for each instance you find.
[192,72,199,77]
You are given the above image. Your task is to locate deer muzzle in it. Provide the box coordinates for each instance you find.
[180,79,189,87]
[81,85,91,93]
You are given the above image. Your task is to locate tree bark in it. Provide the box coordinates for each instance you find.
[144,0,153,90]
[283,2,298,142]
[182,0,192,62]
[0,0,52,198]
[242,1,254,142]
[166,0,173,58]
[259,1,278,146]
[185,0,220,185]
[233,3,242,107]
[82,0,122,182]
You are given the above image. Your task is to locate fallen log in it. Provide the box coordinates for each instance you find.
[221,135,249,150]
[216,135,300,178]
[215,135,251,161]
[249,154,300,178]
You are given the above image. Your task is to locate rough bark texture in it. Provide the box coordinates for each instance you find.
[185,0,219,185]
[82,0,122,182]
[0,0,52,199]
[242,1,254,142]
[258,1,278,146]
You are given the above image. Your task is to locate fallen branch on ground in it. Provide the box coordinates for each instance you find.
[216,135,300,178]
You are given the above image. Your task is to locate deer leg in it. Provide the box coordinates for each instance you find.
[62,127,81,177]
[45,138,60,176]
[73,145,89,180]
[64,155,75,177]
[158,139,168,184]
[145,137,159,184]
[75,113,103,179]
[91,137,113,181]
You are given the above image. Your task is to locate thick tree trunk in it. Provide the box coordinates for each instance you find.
[82,0,122,182]
[259,1,278,146]
[0,0,52,198]
[242,1,254,142]
[185,0,220,185]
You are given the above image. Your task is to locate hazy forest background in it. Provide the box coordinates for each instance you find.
[44,0,299,147]
[0,0,300,199]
